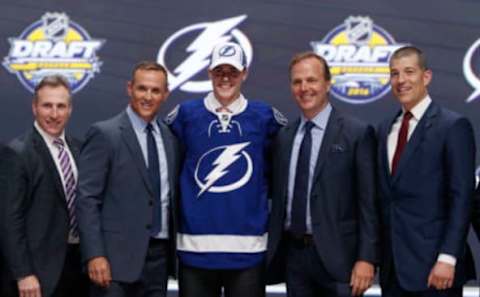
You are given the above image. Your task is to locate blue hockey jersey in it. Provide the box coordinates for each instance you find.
[166,93,286,269]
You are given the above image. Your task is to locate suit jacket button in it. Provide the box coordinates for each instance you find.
[149,200,153,206]
[146,224,151,229]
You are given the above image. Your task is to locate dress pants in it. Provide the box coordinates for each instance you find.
[90,239,169,297]
[1,244,88,297]
[285,234,352,297]
[382,259,462,297]
[52,244,89,297]
[179,262,265,297]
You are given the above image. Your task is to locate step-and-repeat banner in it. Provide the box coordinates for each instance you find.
[1,0,480,284]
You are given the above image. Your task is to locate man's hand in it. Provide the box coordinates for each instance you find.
[350,260,374,296]
[427,261,455,290]
[88,256,112,288]
[17,275,42,297]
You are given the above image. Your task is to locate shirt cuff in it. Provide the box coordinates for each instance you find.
[437,254,456,266]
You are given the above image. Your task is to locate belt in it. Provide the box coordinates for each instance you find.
[149,237,169,247]
[285,232,314,249]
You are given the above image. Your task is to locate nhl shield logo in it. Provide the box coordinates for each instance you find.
[42,12,69,41]
[345,16,373,45]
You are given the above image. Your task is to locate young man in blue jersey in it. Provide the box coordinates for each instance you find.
[166,42,286,297]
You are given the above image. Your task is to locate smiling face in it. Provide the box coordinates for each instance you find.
[127,69,169,122]
[32,85,72,137]
[389,54,432,110]
[290,57,331,119]
[208,64,247,106]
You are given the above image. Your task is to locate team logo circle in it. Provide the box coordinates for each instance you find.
[219,45,237,57]
[157,15,253,93]
[311,16,404,104]
[2,12,104,93]
[194,142,253,197]
[463,38,480,103]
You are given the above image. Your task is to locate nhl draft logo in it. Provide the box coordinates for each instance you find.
[311,16,404,104]
[157,15,253,93]
[3,12,104,93]
[194,142,253,197]
[463,38,480,102]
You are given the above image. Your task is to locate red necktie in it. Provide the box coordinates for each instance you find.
[391,111,413,175]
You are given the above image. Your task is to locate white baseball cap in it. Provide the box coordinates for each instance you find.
[209,42,245,71]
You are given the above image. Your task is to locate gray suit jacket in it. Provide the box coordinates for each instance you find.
[266,108,379,284]
[76,111,180,282]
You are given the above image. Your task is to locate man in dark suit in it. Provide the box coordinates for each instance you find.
[0,75,88,297]
[473,184,480,241]
[76,61,179,297]
[0,144,18,294]
[377,46,476,297]
[266,52,379,297]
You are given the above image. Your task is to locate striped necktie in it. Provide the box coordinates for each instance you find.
[53,138,78,238]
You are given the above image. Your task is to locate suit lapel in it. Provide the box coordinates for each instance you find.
[312,108,341,182]
[278,120,299,206]
[65,135,80,162]
[158,120,175,196]
[119,112,154,195]
[381,111,401,185]
[392,102,437,184]
[32,129,66,201]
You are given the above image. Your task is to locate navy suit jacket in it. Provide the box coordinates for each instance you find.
[266,108,379,284]
[76,111,180,282]
[377,101,475,291]
[473,185,480,241]
[0,129,80,296]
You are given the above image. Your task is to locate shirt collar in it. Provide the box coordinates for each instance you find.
[34,121,66,145]
[204,92,248,115]
[126,105,159,133]
[403,95,432,121]
[300,103,332,131]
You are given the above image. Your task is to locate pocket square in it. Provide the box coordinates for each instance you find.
[331,144,345,152]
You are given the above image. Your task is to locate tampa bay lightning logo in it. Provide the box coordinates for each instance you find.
[463,38,480,102]
[194,142,253,197]
[156,15,253,93]
[219,45,237,57]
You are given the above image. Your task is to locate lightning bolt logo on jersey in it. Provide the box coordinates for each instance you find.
[166,93,285,269]
[195,142,253,196]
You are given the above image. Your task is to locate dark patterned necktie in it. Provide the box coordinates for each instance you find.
[291,121,314,236]
[53,138,78,237]
[146,123,162,235]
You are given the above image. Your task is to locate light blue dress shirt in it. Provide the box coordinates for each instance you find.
[285,103,332,234]
[126,106,170,239]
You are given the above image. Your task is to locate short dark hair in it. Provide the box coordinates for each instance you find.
[289,51,331,81]
[34,75,71,102]
[390,46,428,70]
[131,61,168,87]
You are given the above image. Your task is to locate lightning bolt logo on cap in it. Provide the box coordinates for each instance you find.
[157,15,253,93]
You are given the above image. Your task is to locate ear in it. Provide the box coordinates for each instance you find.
[423,69,432,87]
[326,79,331,93]
[32,99,37,117]
[127,80,133,97]
[242,69,248,81]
